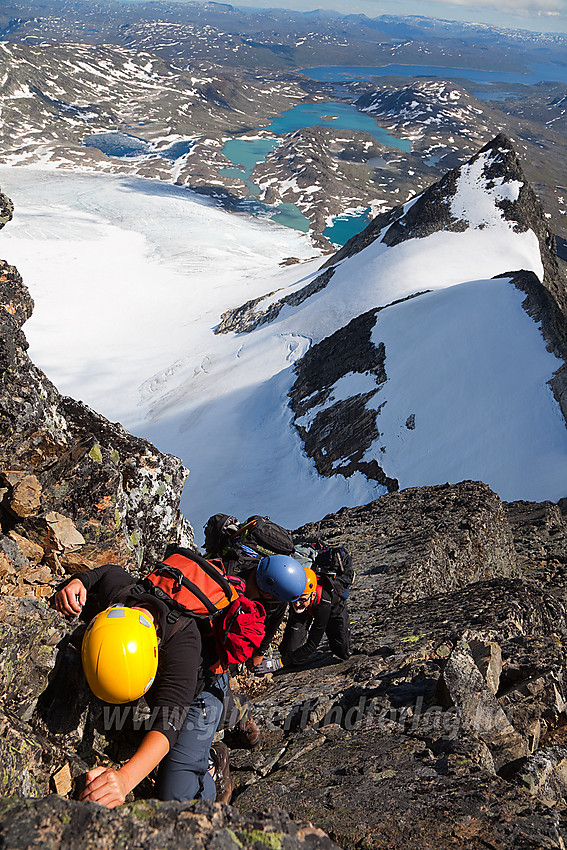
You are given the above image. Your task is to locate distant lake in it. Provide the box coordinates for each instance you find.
[301,62,567,86]
[83,132,196,160]
[219,101,410,242]
[258,101,411,151]
[221,100,411,178]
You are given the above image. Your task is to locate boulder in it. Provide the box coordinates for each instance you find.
[0,797,339,850]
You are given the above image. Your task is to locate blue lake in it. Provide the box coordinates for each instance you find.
[84,132,150,158]
[301,62,567,86]
[220,101,411,184]
[324,208,371,246]
[83,132,196,160]
[219,101,410,242]
[258,101,411,151]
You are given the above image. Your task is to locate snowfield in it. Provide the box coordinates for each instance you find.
[0,161,565,542]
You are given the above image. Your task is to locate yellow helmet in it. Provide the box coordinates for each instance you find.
[304,568,318,594]
[81,606,158,704]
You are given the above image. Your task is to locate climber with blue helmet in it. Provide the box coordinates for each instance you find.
[202,513,311,676]
[255,554,309,602]
[232,553,310,675]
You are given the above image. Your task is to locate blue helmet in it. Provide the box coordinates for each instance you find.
[256,555,307,602]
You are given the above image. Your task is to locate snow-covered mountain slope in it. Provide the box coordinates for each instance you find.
[1,134,566,541]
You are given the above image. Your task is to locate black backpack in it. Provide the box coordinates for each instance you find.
[293,538,354,600]
[203,513,294,575]
[237,515,294,557]
[203,514,239,556]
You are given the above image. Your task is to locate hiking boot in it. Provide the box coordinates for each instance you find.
[225,714,261,749]
[210,742,232,803]
[224,716,262,750]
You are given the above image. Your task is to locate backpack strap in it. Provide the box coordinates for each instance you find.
[152,550,234,617]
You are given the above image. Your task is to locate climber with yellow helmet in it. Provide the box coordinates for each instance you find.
[53,563,231,808]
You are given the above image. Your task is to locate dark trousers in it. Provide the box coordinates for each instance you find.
[284,599,352,661]
[156,673,228,802]
[326,599,352,659]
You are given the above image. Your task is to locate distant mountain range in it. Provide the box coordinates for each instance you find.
[0,32,565,250]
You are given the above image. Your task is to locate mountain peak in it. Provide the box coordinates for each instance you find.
[326,133,541,265]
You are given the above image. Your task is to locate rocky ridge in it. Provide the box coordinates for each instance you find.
[232,481,567,848]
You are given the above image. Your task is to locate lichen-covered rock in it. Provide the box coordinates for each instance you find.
[439,635,527,771]
[0,797,340,850]
[0,597,69,717]
[517,748,567,805]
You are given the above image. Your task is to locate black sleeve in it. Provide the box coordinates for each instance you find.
[281,592,332,666]
[144,618,202,749]
[72,565,202,748]
[259,602,287,654]
[67,563,134,596]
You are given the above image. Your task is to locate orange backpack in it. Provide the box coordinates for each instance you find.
[143,547,265,666]
[145,548,239,617]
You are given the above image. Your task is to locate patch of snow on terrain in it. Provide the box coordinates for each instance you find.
[450,151,524,228]
[295,371,381,431]
[366,278,567,502]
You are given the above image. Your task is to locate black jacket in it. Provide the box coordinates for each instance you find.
[72,564,203,748]
[279,586,333,666]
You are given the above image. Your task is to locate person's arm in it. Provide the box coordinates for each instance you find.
[281,595,332,666]
[52,564,135,617]
[79,730,169,808]
[246,602,287,669]
[258,603,286,654]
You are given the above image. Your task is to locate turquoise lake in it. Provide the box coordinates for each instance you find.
[220,101,410,244]
[259,101,411,150]
[301,62,567,86]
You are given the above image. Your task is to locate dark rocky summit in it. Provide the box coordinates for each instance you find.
[232,482,567,848]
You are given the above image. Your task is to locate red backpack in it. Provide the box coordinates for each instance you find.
[212,594,266,666]
[143,547,265,667]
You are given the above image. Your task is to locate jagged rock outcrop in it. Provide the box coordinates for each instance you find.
[0,193,193,576]
[229,482,567,848]
[0,797,339,850]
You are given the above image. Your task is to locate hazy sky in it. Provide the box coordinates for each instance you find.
[229,0,567,33]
